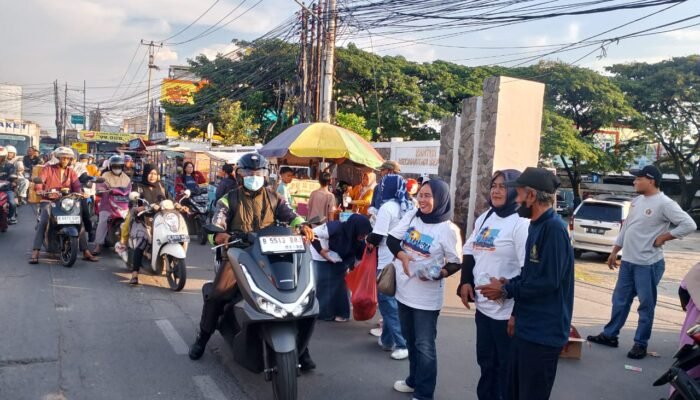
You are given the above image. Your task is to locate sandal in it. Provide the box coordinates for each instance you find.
[29,250,40,264]
[129,276,139,285]
[83,253,99,262]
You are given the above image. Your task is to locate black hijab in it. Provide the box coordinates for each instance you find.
[488,169,521,218]
[327,214,372,259]
[142,163,157,187]
[416,179,453,224]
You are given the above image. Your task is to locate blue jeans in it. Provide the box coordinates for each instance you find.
[7,191,16,219]
[314,260,350,320]
[475,310,511,400]
[603,259,665,347]
[377,270,406,350]
[398,301,439,400]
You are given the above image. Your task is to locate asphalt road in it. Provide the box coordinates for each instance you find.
[0,205,694,400]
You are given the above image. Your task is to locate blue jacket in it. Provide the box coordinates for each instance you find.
[505,208,574,348]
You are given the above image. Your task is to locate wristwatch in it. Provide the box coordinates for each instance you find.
[500,286,509,299]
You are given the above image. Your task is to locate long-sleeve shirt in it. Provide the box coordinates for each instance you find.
[615,192,697,265]
[504,208,574,348]
[36,164,82,196]
[215,177,238,202]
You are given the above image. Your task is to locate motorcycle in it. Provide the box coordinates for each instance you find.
[127,191,190,291]
[181,187,209,245]
[32,176,101,267]
[0,176,16,232]
[203,221,318,400]
[97,185,131,247]
[654,323,700,399]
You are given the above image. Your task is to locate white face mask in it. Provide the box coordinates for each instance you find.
[112,168,123,175]
[243,176,265,191]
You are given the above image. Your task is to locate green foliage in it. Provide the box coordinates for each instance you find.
[335,112,372,140]
[216,99,259,146]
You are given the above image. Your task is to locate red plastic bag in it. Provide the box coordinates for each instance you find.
[345,248,378,321]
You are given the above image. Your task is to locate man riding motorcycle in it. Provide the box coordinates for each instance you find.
[29,147,98,264]
[6,146,28,207]
[0,147,18,225]
[23,146,43,173]
[93,155,132,255]
[188,153,317,371]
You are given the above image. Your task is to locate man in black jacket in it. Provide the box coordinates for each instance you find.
[477,167,574,400]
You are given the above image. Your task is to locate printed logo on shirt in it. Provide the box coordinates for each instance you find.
[529,244,540,263]
[402,227,433,257]
[644,208,654,217]
[473,227,501,251]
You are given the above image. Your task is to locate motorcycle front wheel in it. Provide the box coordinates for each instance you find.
[165,256,187,291]
[61,236,78,267]
[198,219,207,245]
[270,348,298,400]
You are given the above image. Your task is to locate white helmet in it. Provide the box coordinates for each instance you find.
[0,146,6,157]
[53,146,75,159]
[5,145,16,154]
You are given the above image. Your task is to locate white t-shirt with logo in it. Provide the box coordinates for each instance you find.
[389,209,463,311]
[372,201,401,270]
[464,210,529,320]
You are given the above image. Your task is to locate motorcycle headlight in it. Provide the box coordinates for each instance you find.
[164,213,179,232]
[61,198,75,212]
[256,296,288,318]
[292,292,313,317]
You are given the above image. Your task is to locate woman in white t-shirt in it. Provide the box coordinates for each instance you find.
[387,179,463,400]
[458,169,529,400]
[366,175,414,361]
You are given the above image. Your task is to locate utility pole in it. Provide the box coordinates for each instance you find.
[83,80,87,131]
[299,8,308,123]
[320,0,337,123]
[54,80,61,143]
[63,82,68,145]
[314,1,324,121]
[141,40,163,139]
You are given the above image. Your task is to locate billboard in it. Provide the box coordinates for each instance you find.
[161,79,204,139]
[79,130,132,143]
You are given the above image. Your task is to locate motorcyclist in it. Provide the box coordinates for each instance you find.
[0,147,17,225]
[188,153,317,371]
[93,155,132,255]
[123,155,136,178]
[29,147,98,264]
[23,146,43,173]
[6,146,28,207]
[73,153,97,242]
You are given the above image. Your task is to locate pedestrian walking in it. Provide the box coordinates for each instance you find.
[588,165,697,359]
[387,179,463,400]
[477,167,574,400]
[366,174,414,361]
[459,170,529,400]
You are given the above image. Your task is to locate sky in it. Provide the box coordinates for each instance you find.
[1,0,699,134]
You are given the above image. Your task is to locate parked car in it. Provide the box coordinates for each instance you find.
[570,197,632,258]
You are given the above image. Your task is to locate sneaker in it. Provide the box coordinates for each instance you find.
[378,337,394,351]
[391,348,409,360]
[627,344,647,359]
[393,380,414,393]
[587,333,619,348]
[8,217,17,225]
[369,327,383,337]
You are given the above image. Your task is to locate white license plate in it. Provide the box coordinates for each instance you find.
[56,215,81,225]
[167,234,190,243]
[586,227,606,235]
[259,236,305,253]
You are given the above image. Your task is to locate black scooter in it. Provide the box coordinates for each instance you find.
[204,223,318,400]
[181,187,209,245]
[655,324,700,399]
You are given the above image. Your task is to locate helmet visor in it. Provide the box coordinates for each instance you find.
[238,168,267,177]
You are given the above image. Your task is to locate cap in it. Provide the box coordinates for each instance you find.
[378,160,401,173]
[506,167,560,194]
[631,165,662,183]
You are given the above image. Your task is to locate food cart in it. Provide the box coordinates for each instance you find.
[146,145,189,198]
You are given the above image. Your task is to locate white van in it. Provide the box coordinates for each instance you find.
[570,196,632,258]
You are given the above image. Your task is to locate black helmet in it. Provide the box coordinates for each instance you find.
[109,155,125,169]
[79,153,91,161]
[237,153,268,171]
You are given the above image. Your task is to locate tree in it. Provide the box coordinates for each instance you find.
[216,99,259,146]
[521,62,638,204]
[335,111,372,140]
[608,56,700,210]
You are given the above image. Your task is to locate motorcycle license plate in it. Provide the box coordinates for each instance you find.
[167,234,190,243]
[56,215,81,225]
[259,236,305,254]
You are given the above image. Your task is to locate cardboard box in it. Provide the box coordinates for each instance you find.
[560,325,585,360]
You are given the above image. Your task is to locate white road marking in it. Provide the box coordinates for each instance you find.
[193,375,229,400]
[155,319,189,355]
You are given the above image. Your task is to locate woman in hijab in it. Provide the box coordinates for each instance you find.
[366,175,414,360]
[458,169,529,400]
[386,179,463,400]
[310,214,372,321]
[349,172,377,215]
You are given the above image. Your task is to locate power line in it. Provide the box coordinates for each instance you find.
[158,0,221,42]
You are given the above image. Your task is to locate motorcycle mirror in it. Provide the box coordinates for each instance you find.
[306,216,327,225]
[128,192,141,201]
[32,177,43,184]
[203,224,225,234]
[184,189,192,198]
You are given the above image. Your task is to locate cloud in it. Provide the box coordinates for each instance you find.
[193,43,245,60]
[566,23,580,42]
[663,29,700,42]
[155,48,179,63]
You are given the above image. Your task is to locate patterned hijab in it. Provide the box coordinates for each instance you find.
[375,174,414,217]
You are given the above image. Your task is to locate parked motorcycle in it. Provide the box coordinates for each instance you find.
[181,187,209,245]
[654,323,700,399]
[32,176,101,267]
[127,192,190,291]
[97,185,131,247]
[203,221,318,400]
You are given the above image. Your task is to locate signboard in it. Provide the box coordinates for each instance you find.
[71,114,85,125]
[128,138,147,151]
[161,79,204,139]
[0,134,27,141]
[71,142,88,154]
[395,146,440,175]
[79,130,132,143]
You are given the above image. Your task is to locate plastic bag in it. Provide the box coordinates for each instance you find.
[345,248,378,321]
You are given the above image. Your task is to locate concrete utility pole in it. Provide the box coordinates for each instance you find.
[54,80,61,143]
[63,82,67,145]
[83,80,87,131]
[141,40,163,139]
[320,0,337,123]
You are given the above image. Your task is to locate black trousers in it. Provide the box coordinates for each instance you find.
[507,336,562,400]
[475,310,511,400]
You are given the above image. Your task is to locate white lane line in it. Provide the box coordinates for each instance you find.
[193,375,229,400]
[155,319,189,355]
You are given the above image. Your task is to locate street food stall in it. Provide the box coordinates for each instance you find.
[147,144,189,198]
